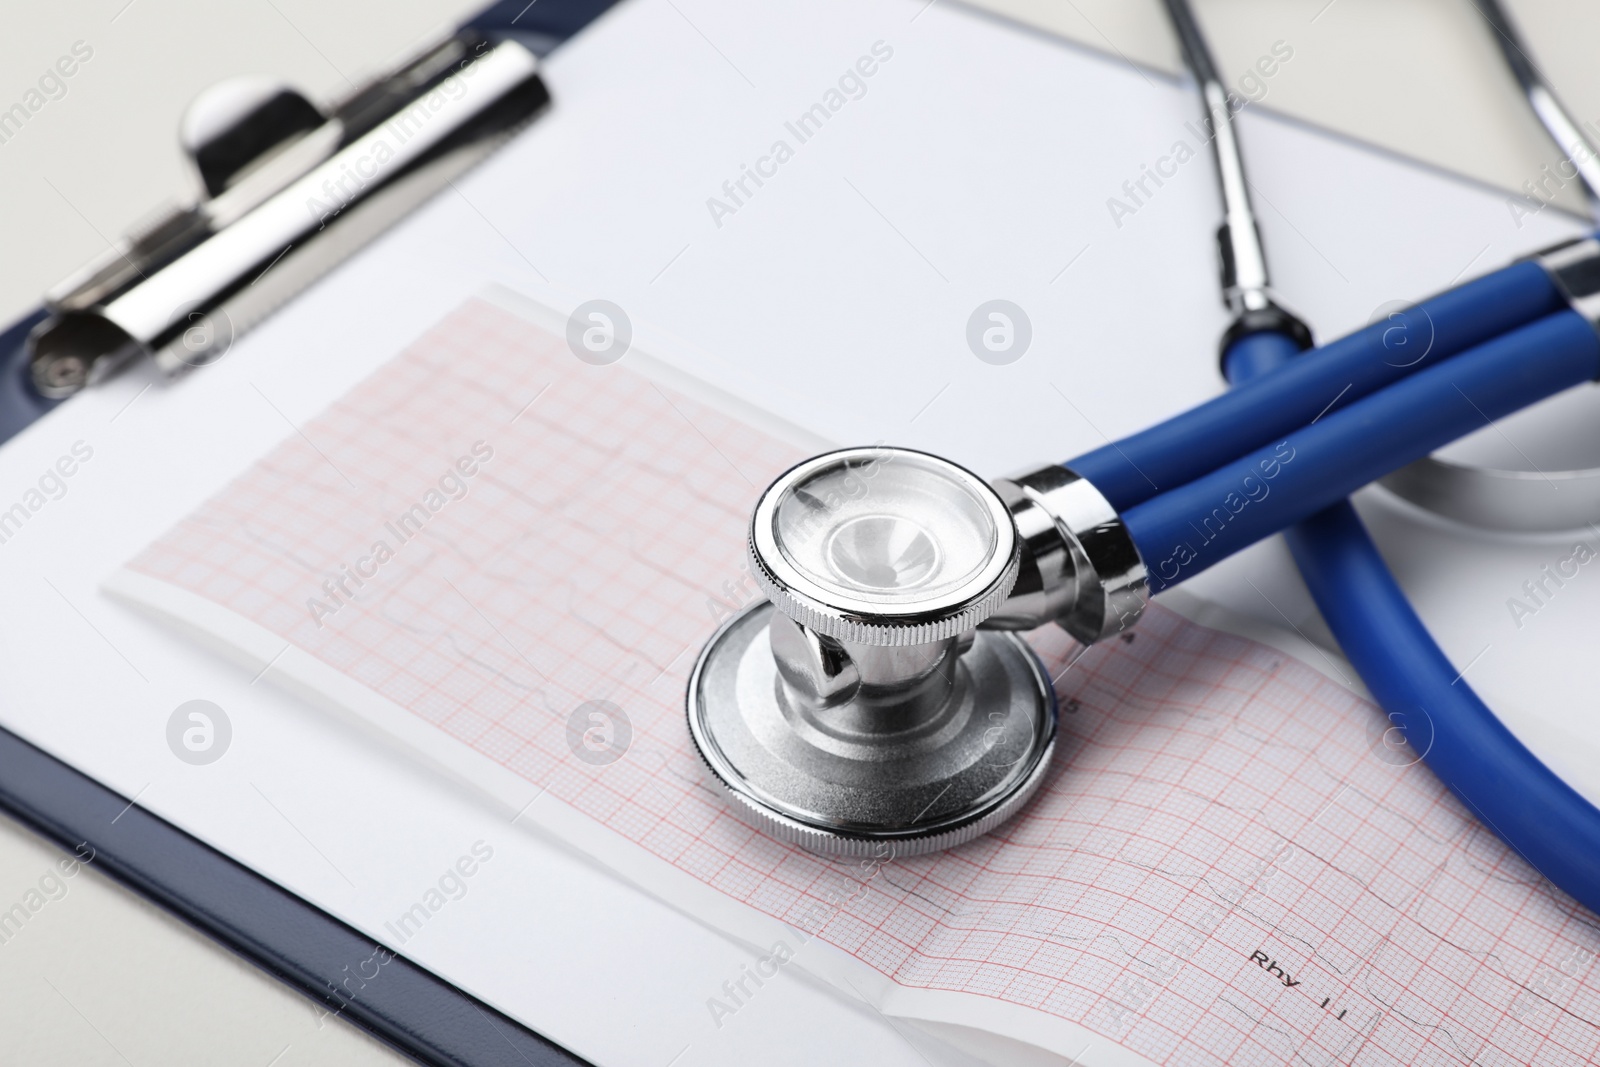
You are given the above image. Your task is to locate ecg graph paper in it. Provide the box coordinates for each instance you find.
[126,299,1600,1066]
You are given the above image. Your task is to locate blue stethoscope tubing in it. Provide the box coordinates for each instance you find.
[1062,276,1600,916]
[1233,323,1600,920]
[1128,309,1600,590]
[1069,259,1567,512]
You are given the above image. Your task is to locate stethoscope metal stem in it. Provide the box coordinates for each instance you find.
[1476,0,1600,220]
[1159,0,1312,361]
[1160,0,1269,316]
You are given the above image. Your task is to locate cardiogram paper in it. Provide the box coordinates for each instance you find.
[108,296,1600,1066]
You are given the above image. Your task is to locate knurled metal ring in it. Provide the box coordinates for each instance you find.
[746,447,1021,647]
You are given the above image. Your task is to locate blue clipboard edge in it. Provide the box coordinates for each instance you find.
[0,721,593,1066]
[0,3,620,1063]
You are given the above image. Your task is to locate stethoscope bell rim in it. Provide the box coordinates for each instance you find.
[686,600,1058,858]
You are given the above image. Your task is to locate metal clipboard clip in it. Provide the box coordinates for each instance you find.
[27,28,549,398]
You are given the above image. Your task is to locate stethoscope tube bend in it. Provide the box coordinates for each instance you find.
[1218,326,1600,919]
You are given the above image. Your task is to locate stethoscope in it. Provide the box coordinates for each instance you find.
[685,0,1600,915]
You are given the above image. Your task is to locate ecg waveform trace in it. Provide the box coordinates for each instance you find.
[127,300,1600,1066]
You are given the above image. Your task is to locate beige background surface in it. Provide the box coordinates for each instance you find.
[1,0,1598,1063]
[965,0,1600,216]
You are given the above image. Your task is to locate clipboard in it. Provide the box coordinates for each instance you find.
[6,0,1600,1063]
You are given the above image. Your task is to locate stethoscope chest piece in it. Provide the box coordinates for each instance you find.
[686,447,1059,856]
